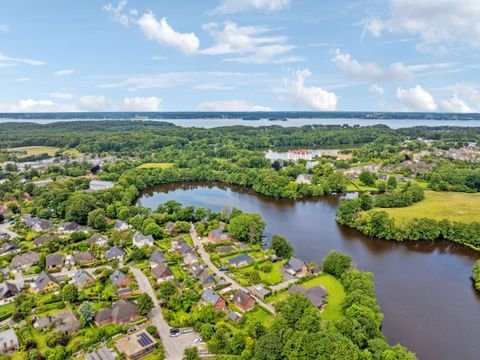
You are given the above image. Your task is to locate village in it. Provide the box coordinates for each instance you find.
[0,188,333,360]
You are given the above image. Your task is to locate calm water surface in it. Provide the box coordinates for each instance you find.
[138,182,480,360]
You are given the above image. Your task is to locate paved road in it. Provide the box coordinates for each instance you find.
[130,266,196,360]
[190,226,276,314]
[270,278,297,292]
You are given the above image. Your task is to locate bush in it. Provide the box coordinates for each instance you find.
[322,251,352,278]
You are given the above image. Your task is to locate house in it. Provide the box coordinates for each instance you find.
[232,289,256,312]
[198,269,216,289]
[113,220,130,231]
[0,242,20,256]
[190,263,206,277]
[74,251,96,265]
[287,149,313,161]
[89,180,115,192]
[10,251,40,269]
[87,233,108,247]
[105,246,124,261]
[208,229,233,243]
[165,221,176,235]
[289,284,327,309]
[33,235,55,247]
[284,257,308,277]
[30,271,60,294]
[46,253,64,270]
[227,311,242,323]
[110,269,132,288]
[296,174,313,185]
[228,253,254,268]
[117,287,133,299]
[58,221,81,234]
[21,214,53,232]
[133,232,154,248]
[72,270,95,289]
[152,263,174,283]
[95,299,139,326]
[216,245,235,254]
[249,284,271,301]
[150,249,166,266]
[34,310,81,335]
[201,288,226,311]
[183,252,199,266]
[85,345,116,360]
[115,329,156,360]
[0,282,19,304]
[0,329,19,354]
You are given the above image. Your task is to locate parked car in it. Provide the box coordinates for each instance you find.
[193,338,203,344]
[219,266,228,271]
[169,328,180,337]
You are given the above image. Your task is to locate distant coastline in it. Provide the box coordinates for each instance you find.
[1,111,480,128]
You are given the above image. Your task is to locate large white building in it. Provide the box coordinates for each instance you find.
[89,180,115,191]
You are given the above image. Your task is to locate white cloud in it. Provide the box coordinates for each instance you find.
[0,95,163,112]
[363,0,480,51]
[396,85,438,111]
[202,21,300,64]
[103,0,132,27]
[439,94,472,113]
[288,69,338,110]
[332,49,413,82]
[0,24,8,33]
[77,96,108,111]
[137,12,200,55]
[121,97,162,111]
[198,100,271,111]
[48,92,75,99]
[54,69,75,77]
[369,84,384,95]
[0,99,76,113]
[0,53,45,67]
[14,77,30,82]
[211,0,290,14]
[194,83,234,91]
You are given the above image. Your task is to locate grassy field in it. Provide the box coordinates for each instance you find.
[137,162,174,169]
[7,146,59,157]
[376,191,480,226]
[302,274,346,321]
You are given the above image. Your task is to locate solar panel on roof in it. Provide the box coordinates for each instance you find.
[137,332,153,347]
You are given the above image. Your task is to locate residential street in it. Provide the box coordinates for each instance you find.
[189,225,276,314]
[130,266,197,360]
[0,221,19,239]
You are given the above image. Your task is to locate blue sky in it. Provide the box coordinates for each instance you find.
[1,0,479,112]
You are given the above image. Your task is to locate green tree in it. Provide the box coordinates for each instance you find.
[87,208,107,230]
[359,171,376,186]
[184,346,200,360]
[137,293,154,315]
[472,260,480,291]
[270,234,294,259]
[322,251,352,278]
[78,301,94,325]
[387,176,397,189]
[144,222,163,239]
[227,213,266,244]
[65,193,97,224]
[61,284,78,303]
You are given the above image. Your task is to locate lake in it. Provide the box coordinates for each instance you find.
[138,182,480,360]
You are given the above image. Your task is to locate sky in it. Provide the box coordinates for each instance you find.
[0,0,480,113]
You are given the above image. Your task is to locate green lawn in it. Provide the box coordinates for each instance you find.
[302,274,346,322]
[347,179,378,192]
[137,162,174,169]
[0,302,15,315]
[243,306,275,326]
[374,191,480,226]
[234,261,285,286]
[7,146,60,157]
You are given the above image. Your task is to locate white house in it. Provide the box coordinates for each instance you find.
[133,232,154,247]
[89,180,114,191]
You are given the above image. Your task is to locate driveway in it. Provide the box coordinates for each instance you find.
[130,266,197,360]
[0,222,19,239]
[189,226,276,314]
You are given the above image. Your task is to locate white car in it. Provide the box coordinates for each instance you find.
[193,338,203,345]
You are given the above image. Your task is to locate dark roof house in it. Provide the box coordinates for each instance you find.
[87,233,108,247]
[289,284,327,308]
[152,263,174,283]
[72,270,95,288]
[232,289,256,312]
[110,269,131,288]
[10,251,39,269]
[95,299,139,326]
[150,249,166,265]
[74,251,96,265]
[105,246,124,260]
[46,253,64,269]
[227,253,254,268]
[0,282,19,300]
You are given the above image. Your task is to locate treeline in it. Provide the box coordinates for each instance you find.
[422,164,480,192]
[247,251,416,360]
[337,198,480,247]
[1,121,479,154]
[473,260,480,291]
